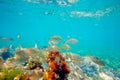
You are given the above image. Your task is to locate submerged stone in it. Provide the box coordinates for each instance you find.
[89,56,105,66]
[0,52,13,61]
[80,63,98,77]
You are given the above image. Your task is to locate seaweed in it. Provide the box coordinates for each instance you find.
[0,69,24,80]
[45,50,70,80]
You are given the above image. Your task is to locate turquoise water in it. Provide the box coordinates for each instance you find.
[0,0,120,68]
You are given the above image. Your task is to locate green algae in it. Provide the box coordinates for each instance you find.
[0,69,24,80]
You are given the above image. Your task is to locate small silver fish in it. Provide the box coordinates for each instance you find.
[48,40,57,46]
[61,44,71,50]
[47,46,61,51]
[49,35,62,44]
[66,38,78,44]
[0,37,14,41]
[89,56,105,66]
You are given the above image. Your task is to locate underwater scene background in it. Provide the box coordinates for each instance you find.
[0,0,120,80]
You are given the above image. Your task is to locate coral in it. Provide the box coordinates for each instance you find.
[46,50,70,80]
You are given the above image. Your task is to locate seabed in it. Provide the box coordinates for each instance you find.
[0,36,119,80]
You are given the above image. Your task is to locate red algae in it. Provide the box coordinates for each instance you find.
[45,50,70,80]
[44,70,57,80]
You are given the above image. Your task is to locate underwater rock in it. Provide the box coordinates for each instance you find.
[64,52,84,65]
[0,47,8,53]
[22,55,45,71]
[89,56,105,66]
[29,68,44,80]
[99,72,114,80]
[83,56,105,67]
[0,52,12,61]
[0,57,4,68]
[67,62,90,80]
[80,63,98,77]
[0,47,13,61]
[0,43,118,80]
[23,48,39,55]
[15,47,41,61]
[15,50,29,60]
[63,52,91,80]
[102,67,120,80]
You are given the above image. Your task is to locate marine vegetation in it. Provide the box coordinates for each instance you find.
[46,50,70,80]
[0,69,24,80]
